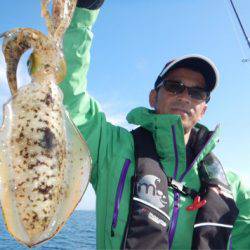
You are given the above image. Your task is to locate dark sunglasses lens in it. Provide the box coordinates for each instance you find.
[163,81,184,94]
[162,80,208,101]
[189,88,208,100]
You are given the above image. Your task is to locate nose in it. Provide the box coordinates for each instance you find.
[176,88,191,104]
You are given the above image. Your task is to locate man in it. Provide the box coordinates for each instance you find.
[59,1,250,249]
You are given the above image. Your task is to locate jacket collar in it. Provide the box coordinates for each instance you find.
[127,107,220,179]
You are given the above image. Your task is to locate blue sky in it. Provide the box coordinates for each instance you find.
[0,1,250,210]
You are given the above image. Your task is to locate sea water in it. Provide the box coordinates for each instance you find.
[0,210,96,250]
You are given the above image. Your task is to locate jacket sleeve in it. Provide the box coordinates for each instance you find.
[229,173,250,249]
[59,7,113,191]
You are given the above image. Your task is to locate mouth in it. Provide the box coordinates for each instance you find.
[170,108,190,116]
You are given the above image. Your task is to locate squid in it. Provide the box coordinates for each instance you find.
[0,0,92,247]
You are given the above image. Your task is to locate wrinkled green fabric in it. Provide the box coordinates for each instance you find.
[60,7,250,250]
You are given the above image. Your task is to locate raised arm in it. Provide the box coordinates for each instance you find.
[59,2,133,192]
[60,5,100,127]
[59,3,101,188]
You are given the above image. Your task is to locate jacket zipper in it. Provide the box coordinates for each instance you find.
[229,234,232,250]
[168,126,218,249]
[169,191,180,249]
[111,159,131,236]
[168,125,180,249]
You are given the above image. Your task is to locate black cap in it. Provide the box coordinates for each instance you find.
[154,55,219,92]
[77,0,105,9]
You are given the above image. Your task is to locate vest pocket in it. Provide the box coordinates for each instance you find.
[122,194,170,250]
[192,188,239,250]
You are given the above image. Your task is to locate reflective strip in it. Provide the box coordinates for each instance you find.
[194,222,233,229]
[133,197,170,221]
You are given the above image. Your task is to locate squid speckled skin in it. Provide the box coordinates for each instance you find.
[0,0,92,247]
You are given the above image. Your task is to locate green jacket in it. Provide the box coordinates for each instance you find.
[60,7,250,249]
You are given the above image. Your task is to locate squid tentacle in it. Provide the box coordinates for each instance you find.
[42,0,77,43]
[1,28,50,96]
[1,0,77,96]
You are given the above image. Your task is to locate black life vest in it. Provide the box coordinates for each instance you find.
[122,127,239,250]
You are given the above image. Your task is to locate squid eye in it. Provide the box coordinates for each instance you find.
[27,53,35,75]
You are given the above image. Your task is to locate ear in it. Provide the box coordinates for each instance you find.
[149,89,157,109]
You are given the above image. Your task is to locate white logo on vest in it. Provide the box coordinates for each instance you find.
[137,175,168,209]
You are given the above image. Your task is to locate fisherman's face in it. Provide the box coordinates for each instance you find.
[149,68,208,134]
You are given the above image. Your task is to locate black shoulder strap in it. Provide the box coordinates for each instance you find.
[198,152,232,193]
[124,127,170,249]
[131,127,160,162]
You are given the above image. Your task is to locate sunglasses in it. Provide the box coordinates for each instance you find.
[157,80,210,102]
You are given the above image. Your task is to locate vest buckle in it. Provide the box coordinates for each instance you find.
[171,179,185,194]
